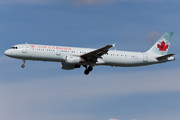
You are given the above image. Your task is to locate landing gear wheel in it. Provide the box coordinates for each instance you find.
[88,66,93,71]
[21,64,25,68]
[84,69,89,75]
[21,59,26,68]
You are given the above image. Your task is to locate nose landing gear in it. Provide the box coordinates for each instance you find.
[83,65,93,75]
[21,59,26,68]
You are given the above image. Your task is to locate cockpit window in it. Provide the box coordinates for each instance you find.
[11,47,18,49]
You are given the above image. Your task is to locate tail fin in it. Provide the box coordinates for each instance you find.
[146,32,173,55]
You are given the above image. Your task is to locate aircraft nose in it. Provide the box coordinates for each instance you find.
[4,49,10,56]
[4,50,7,55]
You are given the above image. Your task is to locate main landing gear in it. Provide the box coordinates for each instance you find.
[21,59,26,68]
[84,65,93,75]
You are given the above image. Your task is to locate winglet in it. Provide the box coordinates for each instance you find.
[112,43,116,47]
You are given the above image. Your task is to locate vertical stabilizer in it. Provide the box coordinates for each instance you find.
[146,32,173,55]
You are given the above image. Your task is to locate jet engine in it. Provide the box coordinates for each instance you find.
[61,62,81,70]
[65,56,84,64]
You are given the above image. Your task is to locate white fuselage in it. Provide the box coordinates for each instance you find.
[4,44,174,67]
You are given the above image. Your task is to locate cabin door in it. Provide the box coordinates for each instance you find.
[143,53,148,62]
[56,49,61,56]
[22,44,27,53]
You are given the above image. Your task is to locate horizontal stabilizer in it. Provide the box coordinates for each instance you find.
[156,54,175,60]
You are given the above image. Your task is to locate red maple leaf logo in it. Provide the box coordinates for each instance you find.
[157,41,169,51]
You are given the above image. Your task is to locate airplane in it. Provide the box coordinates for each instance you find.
[4,32,175,75]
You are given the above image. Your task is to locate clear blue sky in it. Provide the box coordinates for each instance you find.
[0,0,180,120]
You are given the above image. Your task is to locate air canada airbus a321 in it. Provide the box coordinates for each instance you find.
[4,32,175,75]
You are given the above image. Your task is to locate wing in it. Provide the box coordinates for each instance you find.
[81,44,115,63]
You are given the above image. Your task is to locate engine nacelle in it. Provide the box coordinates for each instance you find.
[65,56,84,64]
[61,62,80,70]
